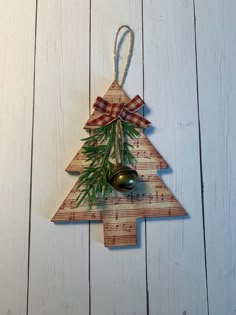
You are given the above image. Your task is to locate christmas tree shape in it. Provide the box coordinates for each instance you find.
[52,81,187,247]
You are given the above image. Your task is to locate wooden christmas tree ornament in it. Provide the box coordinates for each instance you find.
[52,25,187,247]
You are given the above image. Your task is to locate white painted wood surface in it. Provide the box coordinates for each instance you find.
[28,1,90,314]
[0,0,235,314]
[0,1,35,314]
[195,0,236,314]
[143,1,208,314]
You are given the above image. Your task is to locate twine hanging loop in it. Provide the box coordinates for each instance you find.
[114,25,134,87]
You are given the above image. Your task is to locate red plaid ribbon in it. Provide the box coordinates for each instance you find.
[88,95,150,128]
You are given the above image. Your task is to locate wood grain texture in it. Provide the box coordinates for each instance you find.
[28,1,90,314]
[52,80,187,247]
[0,1,36,314]
[143,0,208,314]
[89,1,147,314]
[195,0,236,314]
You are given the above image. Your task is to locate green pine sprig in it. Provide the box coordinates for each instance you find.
[76,120,141,208]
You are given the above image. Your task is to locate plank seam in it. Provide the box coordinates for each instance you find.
[26,0,38,314]
[141,0,149,314]
[192,1,210,314]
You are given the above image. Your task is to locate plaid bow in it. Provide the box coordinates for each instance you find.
[87,95,150,128]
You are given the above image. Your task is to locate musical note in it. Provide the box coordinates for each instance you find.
[122,223,132,232]
[148,193,153,204]
[92,212,97,219]
[155,184,165,189]
[134,139,140,148]
[144,151,152,159]
[63,200,77,208]
[129,137,149,147]
[115,211,119,220]
[113,197,121,205]
[131,150,153,159]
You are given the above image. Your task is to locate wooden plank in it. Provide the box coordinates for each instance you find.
[143,1,208,314]
[0,1,36,314]
[90,0,147,313]
[195,1,236,314]
[28,1,90,314]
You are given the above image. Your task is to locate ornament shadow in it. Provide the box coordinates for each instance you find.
[54,221,89,226]
[143,102,152,117]
[144,124,156,137]
[157,166,173,176]
[145,214,191,223]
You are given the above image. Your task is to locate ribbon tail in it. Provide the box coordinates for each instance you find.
[137,117,151,128]
[93,97,112,114]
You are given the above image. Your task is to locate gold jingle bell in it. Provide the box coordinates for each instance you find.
[109,165,139,192]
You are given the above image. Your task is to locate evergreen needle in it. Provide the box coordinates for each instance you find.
[76,120,141,208]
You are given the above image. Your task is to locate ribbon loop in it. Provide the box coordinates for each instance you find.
[125,95,144,113]
[87,95,150,128]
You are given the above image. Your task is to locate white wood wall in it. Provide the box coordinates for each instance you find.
[0,0,235,314]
